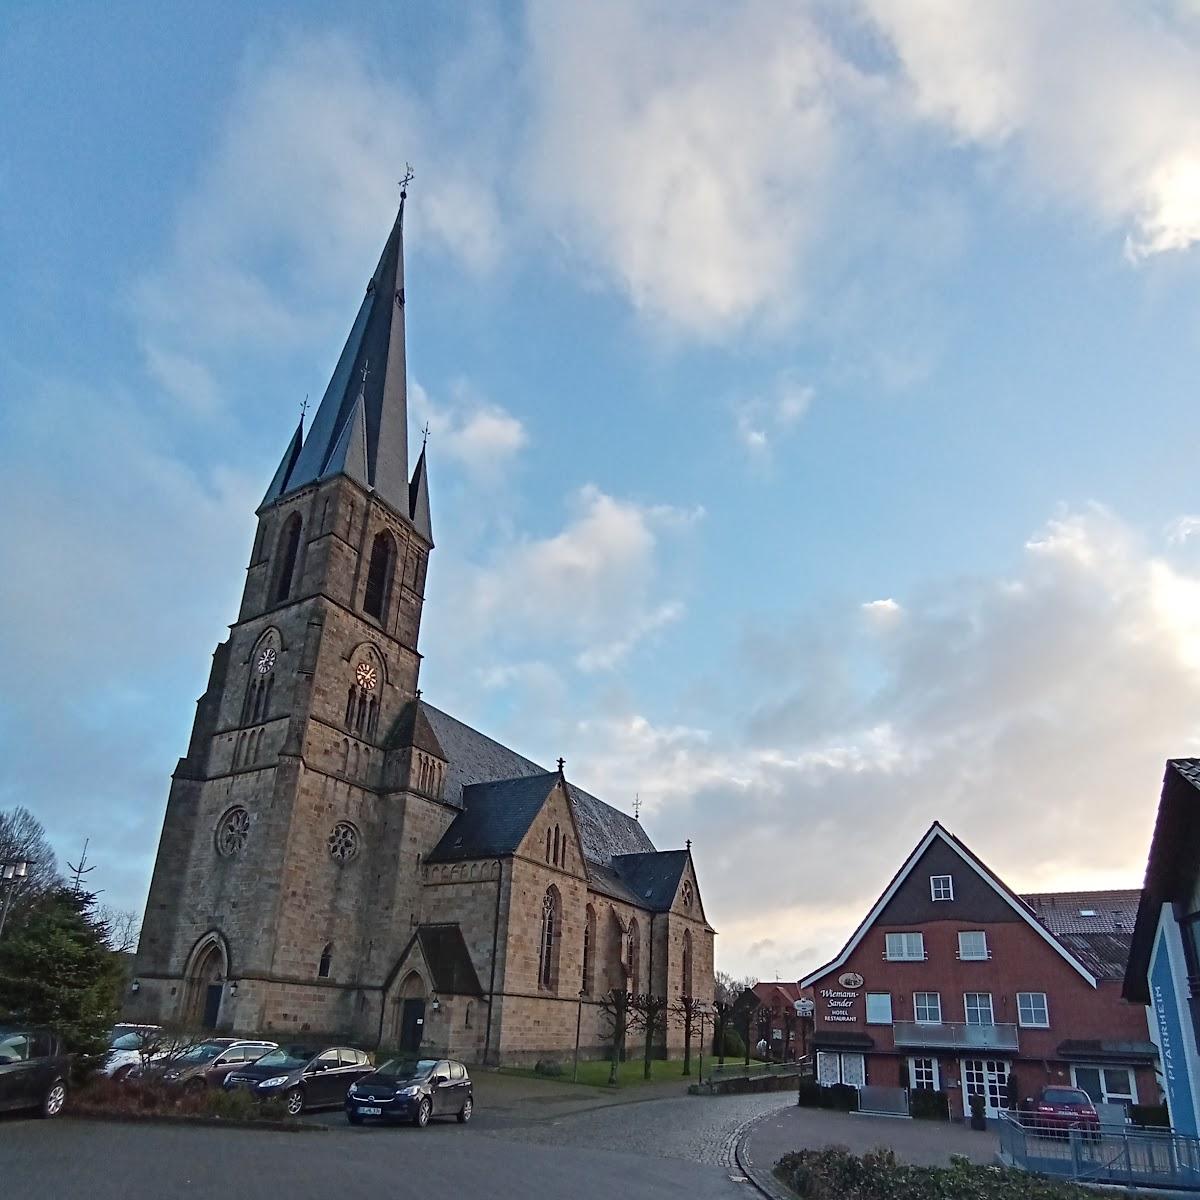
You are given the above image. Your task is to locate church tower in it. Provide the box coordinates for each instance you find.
[131,188,451,1037]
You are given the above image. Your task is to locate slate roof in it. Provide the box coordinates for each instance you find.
[416,924,483,996]
[387,697,447,758]
[610,851,689,912]
[421,703,654,866]
[426,774,559,863]
[1023,889,1140,980]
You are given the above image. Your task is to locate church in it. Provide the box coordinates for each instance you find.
[128,190,715,1065]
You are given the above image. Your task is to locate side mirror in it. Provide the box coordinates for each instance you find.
[434,1074,448,1085]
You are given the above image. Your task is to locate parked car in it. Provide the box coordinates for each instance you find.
[145,1038,277,1091]
[224,1044,373,1115]
[1029,1086,1100,1136]
[0,1026,70,1118]
[100,1024,161,1080]
[345,1057,473,1128]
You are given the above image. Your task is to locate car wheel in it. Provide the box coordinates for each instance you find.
[413,1098,431,1128]
[284,1088,305,1117]
[41,1080,67,1119]
[457,1097,473,1124]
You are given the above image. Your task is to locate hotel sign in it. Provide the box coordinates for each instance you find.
[820,983,861,1023]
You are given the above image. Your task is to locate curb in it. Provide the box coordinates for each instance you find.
[65,1110,325,1134]
[734,1109,795,1200]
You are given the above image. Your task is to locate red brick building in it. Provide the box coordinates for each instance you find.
[800,822,1158,1119]
[749,980,809,1061]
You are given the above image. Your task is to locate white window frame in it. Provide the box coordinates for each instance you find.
[909,1056,940,1091]
[913,991,942,1024]
[865,992,893,1025]
[885,931,926,961]
[1016,991,1050,1028]
[957,930,989,961]
[930,875,954,901]
[964,992,994,1026]
[817,1050,866,1089]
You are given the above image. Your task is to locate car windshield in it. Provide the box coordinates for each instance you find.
[252,1047,311,1070]
[177,1043,224,1063]
[1044,1089,1090,1105]
[109,1033,147,1051]
[375,1058,437,1081]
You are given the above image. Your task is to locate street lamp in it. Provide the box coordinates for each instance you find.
[0,859,30,941]
[573,989,586,1082]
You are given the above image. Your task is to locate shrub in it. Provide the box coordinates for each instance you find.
[908,1087,949,1121]
[69,1076,298,1123]
[822,1083,859,1112]
[775,1147,1098,1200]
[534,1059,564,1077]
[721,1028,746,1059]
[797,1077,824,1108]
[1130,1104,1170,1129]
[202,1087,262,1121]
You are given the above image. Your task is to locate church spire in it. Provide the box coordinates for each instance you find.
[260,416,305,509]
[275,176,413,515]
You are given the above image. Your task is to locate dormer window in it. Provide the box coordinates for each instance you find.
[930,875,954,902]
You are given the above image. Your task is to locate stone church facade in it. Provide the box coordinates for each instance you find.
[127,194,715,1064]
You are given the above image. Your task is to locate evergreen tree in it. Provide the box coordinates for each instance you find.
[0,887,122,1064]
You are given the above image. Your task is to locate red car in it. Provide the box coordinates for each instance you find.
[1030,1086,1100,1136]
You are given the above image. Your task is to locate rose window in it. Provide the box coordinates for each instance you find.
[216,807,250,856]
[328,821,360,862]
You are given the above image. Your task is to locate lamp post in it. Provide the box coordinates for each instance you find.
[573,989,586,1082]
[0,859,30,941]
[698,1005,708,1086]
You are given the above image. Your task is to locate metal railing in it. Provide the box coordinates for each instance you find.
[892,1020,1019,1051]
[998,1112,1200,1188]
[703,1058,809,1083]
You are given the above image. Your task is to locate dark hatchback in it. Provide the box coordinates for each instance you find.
[224,1044,372,1115]
[149,1038,277,1091]
[345,1057,473,1127]
[0,1027,70,1118]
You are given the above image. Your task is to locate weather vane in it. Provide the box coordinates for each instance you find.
[300,392,309,420]
[399,164,414,199]
[360,359,370,390]
[421,421,431,450]
[634,793,641,821]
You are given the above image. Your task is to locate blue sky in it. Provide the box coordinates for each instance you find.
[4,1,1200,979]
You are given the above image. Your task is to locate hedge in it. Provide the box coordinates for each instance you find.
[775,1147,1097,1200]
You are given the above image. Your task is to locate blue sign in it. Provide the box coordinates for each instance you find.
[1151,927,1198,1137]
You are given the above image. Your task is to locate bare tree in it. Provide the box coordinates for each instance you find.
[714,970,756,1008]
[627,993,670,1081]
[598,988,631,1086]
[0,807,62,907]
[712,998,734,1065]
[100,906,141,954]
[674,994,704,1076]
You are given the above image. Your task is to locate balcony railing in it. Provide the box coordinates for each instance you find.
[892,1020,1019,1051]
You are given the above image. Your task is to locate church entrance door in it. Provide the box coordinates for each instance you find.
[202,984,223,1029]
[400,999,425,1052]
[182,935,227,1029]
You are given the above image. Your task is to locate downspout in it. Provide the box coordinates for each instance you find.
[484,858,503,1064]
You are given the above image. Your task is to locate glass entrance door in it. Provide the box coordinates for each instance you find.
[961,1058,1009,1116]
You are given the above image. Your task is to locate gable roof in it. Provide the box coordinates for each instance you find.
[387,697,447,759]
[426,774,559,863]
[420,702,654,866]
[1125,759,1200,1002]
[799,822,1099,989]
[610,850,690,912]
[1023,889,1140,981]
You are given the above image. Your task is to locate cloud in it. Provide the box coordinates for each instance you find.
[410,379,528,481]
[523,0,868,335]
[548,505,1200,978]
[865,0,1200,260]
[735,373,814,456]
[134,30,503,380]
[1167,515,1200,545]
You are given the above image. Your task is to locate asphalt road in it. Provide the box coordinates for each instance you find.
[0,1091,794,1200]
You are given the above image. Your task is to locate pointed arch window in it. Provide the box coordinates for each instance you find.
[539,887,561,991]
[545,829,552,863]
[272,513,303,604]
[318,943,333,979]
[553,825,561,866]
[626,919,641,995]
[582,905,596,996]
[681,930,693,998]
[363,530,396,621]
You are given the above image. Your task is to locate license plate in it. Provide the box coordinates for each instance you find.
[358,1106,382,1115]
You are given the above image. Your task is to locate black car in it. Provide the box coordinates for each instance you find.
[147,1038,277,1091]
[345,1057,473,1127]
[223,1044,372,1115]
[0,1027,70,1118]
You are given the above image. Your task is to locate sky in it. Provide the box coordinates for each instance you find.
[3,1,1200,982]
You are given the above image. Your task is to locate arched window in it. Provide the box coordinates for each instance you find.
[627,919,640,995]
[545,829,552,862]
[464,1002,473,1029]
[553,826,561,866]
[582,905,596,996]
[681,930,693,998]
[318,943,333,979]
[539,887,560,991]
[363,531,396,621]
[272,514,303,604]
